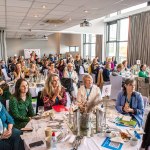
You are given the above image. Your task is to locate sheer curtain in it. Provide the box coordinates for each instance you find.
[0,30,7,63]
[95,35,103,61]
[128,11,150,66]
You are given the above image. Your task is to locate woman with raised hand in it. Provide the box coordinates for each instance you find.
[9,79,34,129]
[41,73,67,111]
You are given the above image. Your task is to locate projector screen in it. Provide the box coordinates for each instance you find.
[24,49,41,59]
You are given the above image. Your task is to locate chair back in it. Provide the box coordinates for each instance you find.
[110,75,122,100]
[137,77,149,98]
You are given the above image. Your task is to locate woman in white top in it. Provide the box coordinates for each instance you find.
[63,63,78,98]
[77,74,102,110]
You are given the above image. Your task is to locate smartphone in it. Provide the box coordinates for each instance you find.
[29,140,44,148]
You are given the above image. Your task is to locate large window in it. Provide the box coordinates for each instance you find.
[106,18,129,63]
[83,34,96,60]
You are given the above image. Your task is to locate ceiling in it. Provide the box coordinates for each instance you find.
[0,0,148,38]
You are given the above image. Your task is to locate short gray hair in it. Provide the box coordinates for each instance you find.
[82,74,93,84]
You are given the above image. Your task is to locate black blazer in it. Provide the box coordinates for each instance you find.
[141,112,150,149]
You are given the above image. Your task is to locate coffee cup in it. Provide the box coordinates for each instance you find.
[45,136,51,149]
[45,127,52,137]
[130,137,138,146]
[105,130,112,137]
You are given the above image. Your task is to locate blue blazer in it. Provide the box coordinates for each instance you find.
[0,103,14,129]
[116,91,144,127]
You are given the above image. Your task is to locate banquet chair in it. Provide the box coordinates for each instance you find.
[109,75,122,100]
[2,68,11,82]
[36,91,44,113]
[142,96,149,109]
[137,77,149,98]
[78,66,85,82]
[97,69,104,89]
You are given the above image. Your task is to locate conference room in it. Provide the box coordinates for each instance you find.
[0,0,150,150]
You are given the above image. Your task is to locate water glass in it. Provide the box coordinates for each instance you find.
[38,106,44,116]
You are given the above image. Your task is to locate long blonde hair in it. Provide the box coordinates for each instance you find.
[41,73,62,98]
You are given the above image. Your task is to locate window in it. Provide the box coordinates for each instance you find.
[83,34,96,60]
[69,46,79,52]
[120,18,129,41]
[106,18,129,63]
[108,23,117,41]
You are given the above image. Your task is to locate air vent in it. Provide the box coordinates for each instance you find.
[44,19,66,24]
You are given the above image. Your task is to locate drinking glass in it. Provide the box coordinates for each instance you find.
[38,106,44,116]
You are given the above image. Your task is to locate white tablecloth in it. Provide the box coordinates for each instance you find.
[21,113,142,150]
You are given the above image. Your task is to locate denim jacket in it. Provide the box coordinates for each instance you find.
[0,102,14,129]
[116,91,144,127]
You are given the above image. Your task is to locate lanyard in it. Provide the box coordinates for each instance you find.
[85,86,92,101]
[68,71,72,78]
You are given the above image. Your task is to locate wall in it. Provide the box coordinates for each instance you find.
[6,38,55,58]
[60,33,81,54]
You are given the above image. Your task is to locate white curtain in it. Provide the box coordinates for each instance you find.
[0,30,7,63]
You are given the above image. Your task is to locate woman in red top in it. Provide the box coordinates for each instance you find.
[41,73,67,110]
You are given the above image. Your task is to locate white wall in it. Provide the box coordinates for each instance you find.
[6,38,54,58]
[60,33,81,54]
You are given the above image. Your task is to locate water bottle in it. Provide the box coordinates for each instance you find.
[51,132,57,149]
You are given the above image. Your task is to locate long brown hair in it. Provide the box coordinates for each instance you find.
[123,78,135,94]
[14,78,30,100]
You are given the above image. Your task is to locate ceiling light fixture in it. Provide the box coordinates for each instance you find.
[84,10,88,13]
[34,15,38,18]
[42,5,46,9]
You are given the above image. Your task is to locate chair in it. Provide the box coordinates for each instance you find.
[109,75,122,100]
[66,92,72,107]
[79,66,85,82]
[142,96,149,109]
[137,77,149,98]
[1,68,11,82]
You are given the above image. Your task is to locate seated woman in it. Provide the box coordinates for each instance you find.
[41,73,67,111]
[91,58,99,83]
[48,62,59,76]
[112,63,123,76]
[9,79,34,129]
[138,64,149,78]
[29,63,38,77]
[63,63,78,98]
[77,74,102,110]
[13,63,25,81]
[116,78,144,127]
[0,102,24,150]
[122,60,129,72]
[0,68,6,86]
[57,59,66,79]
[103,63,111,82]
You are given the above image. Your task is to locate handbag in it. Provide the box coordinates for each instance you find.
[145,77,149,83]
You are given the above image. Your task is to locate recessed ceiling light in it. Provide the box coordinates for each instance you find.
[34,15,38,18]
[27,23,30,26]
[42,5,46,9]
[54,24,57,27]
[84,10,88,13]
[69,18,72,21]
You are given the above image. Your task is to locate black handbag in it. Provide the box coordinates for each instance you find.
[145,77,149,83]
[60,78,74,92]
